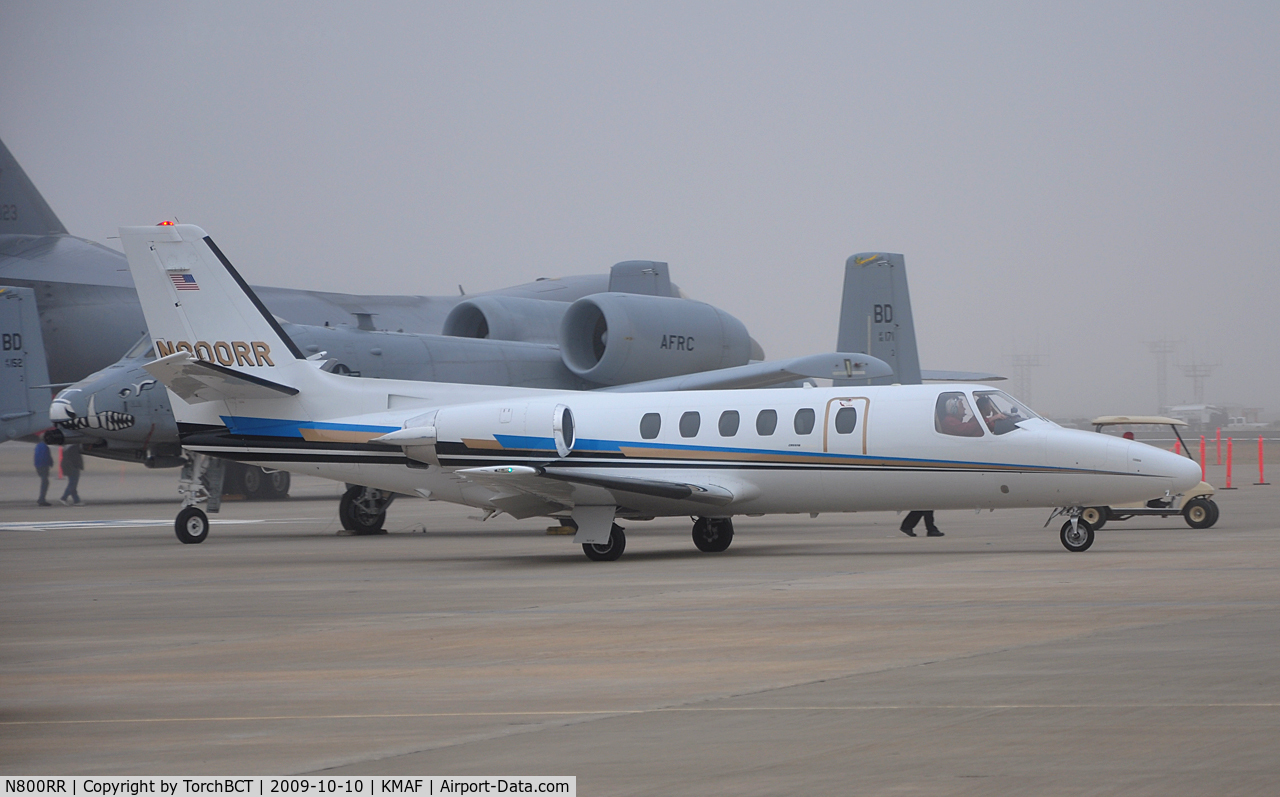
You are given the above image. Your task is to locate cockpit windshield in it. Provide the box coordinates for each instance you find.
[125,334,155,360]
[973,390,1038,435]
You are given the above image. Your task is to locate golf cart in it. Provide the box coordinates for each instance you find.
[1082,416,1220,530]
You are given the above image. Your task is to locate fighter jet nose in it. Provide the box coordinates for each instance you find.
[49,399,75,422]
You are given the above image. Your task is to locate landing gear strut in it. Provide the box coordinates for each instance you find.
[173,451,224,544]
[339,485,395,533]
[692,517,734,552]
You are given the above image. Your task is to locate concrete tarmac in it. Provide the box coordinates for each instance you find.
[2,443,1278,794]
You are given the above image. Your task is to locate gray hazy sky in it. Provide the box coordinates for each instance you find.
[3,1,1277,419]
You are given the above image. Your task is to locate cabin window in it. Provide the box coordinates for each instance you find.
[718,410,740,437]
[640,412,661,440]
[756,409,778,435]
[679,411,701,438]
[974,390,1036,436]
[834,406,858,434]
[935,392,983,437]
[794,408,816,435]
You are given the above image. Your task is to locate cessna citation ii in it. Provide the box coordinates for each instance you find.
[121,224,1202,559]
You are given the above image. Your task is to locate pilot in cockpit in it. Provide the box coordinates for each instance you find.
[937,395,982,437]
[977,394,1022,435]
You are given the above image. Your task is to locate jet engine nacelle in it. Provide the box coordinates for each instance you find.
[559,293,752,386]
[383,400,576,467]
[441,296,569,344]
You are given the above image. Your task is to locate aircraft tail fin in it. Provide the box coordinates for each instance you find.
[0,286,54,440]
[608,260,674,297]
[118,224,308,386]
[834,252,922,386]
[0,138,68,237]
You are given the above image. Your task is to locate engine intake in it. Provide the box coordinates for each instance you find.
[559,293,751,386]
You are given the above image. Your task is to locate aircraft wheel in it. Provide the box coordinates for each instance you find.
[175,507,209,544]
[241,464,264,497]
[1060,519,1095,552]
[1081,506,1108,530]
[583,524,626,561]
[266,470,291,499]
[692,517,734,552]
[1183,497,1217,529]
[340,485,386,533]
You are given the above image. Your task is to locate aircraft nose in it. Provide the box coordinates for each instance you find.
[1168,449,1204,492]
[1137,442,1202,492]
[49,396,76,423]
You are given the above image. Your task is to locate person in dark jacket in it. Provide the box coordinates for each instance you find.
[59,445,84,506]
[34,441,54,506]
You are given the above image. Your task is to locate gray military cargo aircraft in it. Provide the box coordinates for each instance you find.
[1,137,789,524]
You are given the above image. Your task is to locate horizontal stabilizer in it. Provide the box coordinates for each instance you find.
[601,352,893,393]
[921,369,1006,382]
[144,352,300,404]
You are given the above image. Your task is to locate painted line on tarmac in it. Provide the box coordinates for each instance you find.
[5,703,1280,726]
[0,518,312,532]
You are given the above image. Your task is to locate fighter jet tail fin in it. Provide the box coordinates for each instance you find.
[118,224,309,389]
[0,286,54,440]
[834,252,923,386]
[0,138,68,236]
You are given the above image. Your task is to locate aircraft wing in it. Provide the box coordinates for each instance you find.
[921,369,1006,382]
[600,352,893,393]
[454,465,736,519]
[143,352,300,404]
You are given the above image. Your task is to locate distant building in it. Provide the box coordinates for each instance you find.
[1165,404,1228,432]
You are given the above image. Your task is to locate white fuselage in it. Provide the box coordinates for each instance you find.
[176,377,1202,520]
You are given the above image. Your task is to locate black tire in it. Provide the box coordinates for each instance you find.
[1183,497,1216,529]
[583,524,626,561]
[340,485,386,532]
[1207,500,1220,527]
[692,517,735,552]
[266,470,291,499]
[1081,506,1108,530]
[242,465,264,497]
[175,506,209,544]
[1060,519,1095,552]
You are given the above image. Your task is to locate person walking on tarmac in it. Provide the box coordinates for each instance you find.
[900,510,943,537]
[34,440,54,506]
[59,444,84,506]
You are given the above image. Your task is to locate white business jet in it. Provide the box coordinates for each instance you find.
[120,224,1200,560]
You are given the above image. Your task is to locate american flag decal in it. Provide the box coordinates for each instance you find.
[170,273,199,291]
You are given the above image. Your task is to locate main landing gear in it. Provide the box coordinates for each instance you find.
[225,462,291,500]
[692,517,734,553]
[582,524,626,561]
[339,485,396,534]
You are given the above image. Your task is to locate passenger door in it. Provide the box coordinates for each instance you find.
[823,397,869,455]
